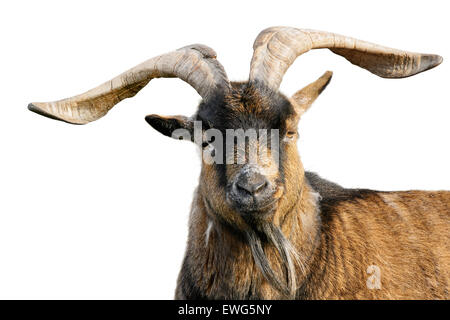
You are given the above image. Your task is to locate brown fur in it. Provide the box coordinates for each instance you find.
[299,185,450,299]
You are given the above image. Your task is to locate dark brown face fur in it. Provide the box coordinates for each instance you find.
[195,82,303,231]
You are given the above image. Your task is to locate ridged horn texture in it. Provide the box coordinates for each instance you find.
[28,44,231,124]
[249,26,443,90]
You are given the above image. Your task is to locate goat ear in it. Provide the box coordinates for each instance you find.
[145,114,193,140]
[291,71,333,115]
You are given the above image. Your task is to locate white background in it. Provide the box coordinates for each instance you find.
[0,0,449,299]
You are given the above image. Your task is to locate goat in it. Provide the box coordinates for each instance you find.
[28,27,449,299]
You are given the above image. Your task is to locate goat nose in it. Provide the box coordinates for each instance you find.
[236,172,268,195]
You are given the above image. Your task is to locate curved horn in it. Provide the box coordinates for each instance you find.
[249,27,443,90]
[28,44,230,124]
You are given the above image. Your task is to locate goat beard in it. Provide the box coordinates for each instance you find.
[245,222,305,298]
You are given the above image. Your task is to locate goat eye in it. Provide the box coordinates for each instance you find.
[286,131,297,138]
[202,136,216,149]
